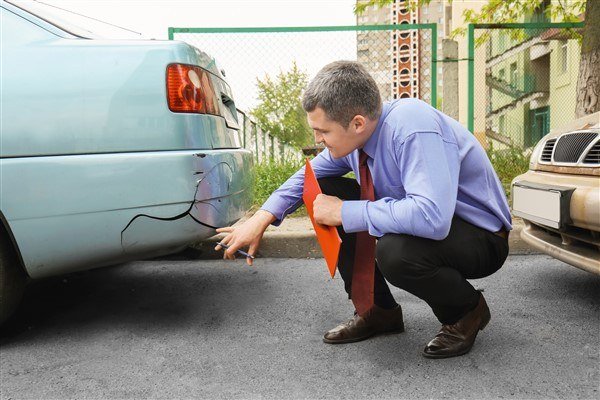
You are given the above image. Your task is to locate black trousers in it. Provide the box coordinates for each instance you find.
[318,177,509,325]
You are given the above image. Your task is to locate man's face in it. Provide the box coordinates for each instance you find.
[307,107,361,159]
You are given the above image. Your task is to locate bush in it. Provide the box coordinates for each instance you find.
[252,145,527,218]
[486,145,530,198]
[253,157,306,216]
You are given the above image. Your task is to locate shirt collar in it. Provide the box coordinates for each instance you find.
[360,104,387,159]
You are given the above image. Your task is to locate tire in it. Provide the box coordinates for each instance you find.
[0,231,26,325]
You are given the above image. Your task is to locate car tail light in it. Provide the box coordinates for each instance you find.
[167,64,219,115]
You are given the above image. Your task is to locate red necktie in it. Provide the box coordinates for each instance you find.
[351,149,376,316]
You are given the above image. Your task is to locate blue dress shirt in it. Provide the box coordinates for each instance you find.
[261,99,512,240]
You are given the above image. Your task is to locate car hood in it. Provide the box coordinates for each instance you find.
[543,112,599,140]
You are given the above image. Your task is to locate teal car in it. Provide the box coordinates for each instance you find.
[0,1,254,323]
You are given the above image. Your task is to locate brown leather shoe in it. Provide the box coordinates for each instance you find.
[323,304,405,344]
[423,294,491,359]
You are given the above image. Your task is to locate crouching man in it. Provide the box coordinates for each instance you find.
[216,60,511,358]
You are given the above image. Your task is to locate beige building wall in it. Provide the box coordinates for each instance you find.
[450,1,486,134]
[419,0,447,103]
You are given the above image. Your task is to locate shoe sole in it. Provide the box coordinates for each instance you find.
[322,326,405,345]
[422,345,472,359]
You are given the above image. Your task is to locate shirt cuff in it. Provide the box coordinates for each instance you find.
[260,196,286,226]
[260,197,302,227]
[341,200,369,233]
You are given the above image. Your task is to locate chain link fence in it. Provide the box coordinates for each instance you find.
[236,109,300,164]
[170,25,437,162]
[169,22,587,196]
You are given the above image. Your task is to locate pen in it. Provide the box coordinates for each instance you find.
[216,242,255,259]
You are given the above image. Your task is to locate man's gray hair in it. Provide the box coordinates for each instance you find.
[302,60,382,127]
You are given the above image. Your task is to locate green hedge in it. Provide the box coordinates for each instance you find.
[252,148,527,216]
[252,158,306,216]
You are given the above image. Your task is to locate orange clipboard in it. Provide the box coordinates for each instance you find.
[302,158,342,278]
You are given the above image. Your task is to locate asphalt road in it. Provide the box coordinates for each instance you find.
[1,255,598,399]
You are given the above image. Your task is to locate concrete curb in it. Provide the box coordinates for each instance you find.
[190,216,539,260]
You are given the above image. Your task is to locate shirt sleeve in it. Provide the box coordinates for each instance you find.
[260,149,352,226]
[341,131,459,240]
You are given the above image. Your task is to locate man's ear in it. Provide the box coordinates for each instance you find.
[351,115,367,133]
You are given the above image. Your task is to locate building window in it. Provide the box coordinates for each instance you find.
[423,6,429,15]
[560,41,568,74]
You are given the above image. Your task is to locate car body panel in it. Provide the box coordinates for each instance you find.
[0,2,253,279]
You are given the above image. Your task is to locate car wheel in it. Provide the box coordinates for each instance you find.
[0,233,26,325]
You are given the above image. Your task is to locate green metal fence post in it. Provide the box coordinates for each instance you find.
[170,24,440,34]
[467,24,474,133]
[431,24,438,109]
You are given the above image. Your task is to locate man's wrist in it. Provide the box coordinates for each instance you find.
[253,209,277,229]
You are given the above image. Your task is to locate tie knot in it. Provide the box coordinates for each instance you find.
[359,149,369,166]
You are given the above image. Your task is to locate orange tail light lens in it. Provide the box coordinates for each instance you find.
[167,64,219,115]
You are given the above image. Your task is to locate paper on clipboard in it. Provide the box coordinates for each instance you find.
[302,158,342,278]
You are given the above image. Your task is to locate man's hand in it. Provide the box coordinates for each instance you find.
[215,210,276,265]
[313,194,343,227]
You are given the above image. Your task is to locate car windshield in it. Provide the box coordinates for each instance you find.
[6,0,142,39]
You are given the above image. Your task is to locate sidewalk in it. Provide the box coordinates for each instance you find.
[191,216,537,259]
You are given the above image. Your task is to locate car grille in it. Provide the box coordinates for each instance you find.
[540,131,599,165]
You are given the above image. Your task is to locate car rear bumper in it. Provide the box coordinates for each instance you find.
[3,149,254,279]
